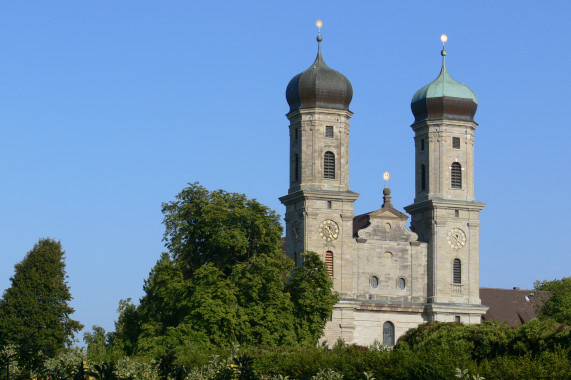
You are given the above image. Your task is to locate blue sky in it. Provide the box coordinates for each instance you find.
[1,2,569,340]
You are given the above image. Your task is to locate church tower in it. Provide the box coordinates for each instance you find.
[404,35,487,322]
[280,23,359,294]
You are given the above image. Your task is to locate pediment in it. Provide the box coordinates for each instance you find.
[367,206,409,221]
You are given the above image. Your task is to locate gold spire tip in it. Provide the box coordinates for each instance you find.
[440,33,448,47]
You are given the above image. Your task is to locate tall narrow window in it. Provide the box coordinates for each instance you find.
[324,151,335,179]
[383,321,395,346]
[325,251,334,277]
[451,162,462,189]
[420,139,425,151]
[327,200,332,209]
[295,128,298,141]
[452,137,460,149]
[453,259,461,284]
[325,126,334,138]
[421,164,426,190]
[294,154,299,181]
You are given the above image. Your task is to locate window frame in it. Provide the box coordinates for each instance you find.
[325,251,334,277]
[451,162,462,189]
[325,126,334,138]
[453,258,462,284]
[324,151,335,179]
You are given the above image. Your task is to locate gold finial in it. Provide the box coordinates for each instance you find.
[440,33,448,48]
[316,20,323,44]
[383,171,391,188]
[440,34,448,58]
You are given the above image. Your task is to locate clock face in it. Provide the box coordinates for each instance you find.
[447,228,466,249]
[319,219,339,241]
[292,221,299,241]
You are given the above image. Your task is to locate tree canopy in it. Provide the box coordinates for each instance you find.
[112,183,338,358]
[0,238,82,372]
[534,276,571,324]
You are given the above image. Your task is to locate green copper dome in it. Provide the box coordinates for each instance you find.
[411,50,477,123]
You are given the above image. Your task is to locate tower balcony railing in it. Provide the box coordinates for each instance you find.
[451,284,464,294]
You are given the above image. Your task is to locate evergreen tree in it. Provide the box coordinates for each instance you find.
[0,238,83,372]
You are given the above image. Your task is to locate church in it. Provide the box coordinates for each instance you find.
[280,25,488,346]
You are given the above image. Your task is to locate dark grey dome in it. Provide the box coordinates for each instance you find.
[286,49,353,113]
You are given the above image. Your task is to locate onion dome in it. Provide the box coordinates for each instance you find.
[411,40,477,123]
[286,32,353,113]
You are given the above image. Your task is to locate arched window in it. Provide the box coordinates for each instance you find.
[451,162,462,189]
[370,276,379,289]
[421,164,426,190]
[324,151,335,179]
[294,154,299,181]
[453,259,461,284]
[383,321,395,346]
[325,251,334,277]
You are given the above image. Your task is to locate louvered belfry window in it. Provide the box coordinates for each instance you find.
[324,151,335,179]
[453,259,461,284]
[325,251,334,277]
[451,162,462,189]
[452,137,461,149]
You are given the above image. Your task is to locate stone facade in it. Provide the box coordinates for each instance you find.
[281,36,488,346]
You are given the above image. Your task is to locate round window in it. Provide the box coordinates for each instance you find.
[397,277,406,290]
[370,276,379,289]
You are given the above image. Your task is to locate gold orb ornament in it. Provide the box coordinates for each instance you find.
[383,171,391,182]
[440,34,448,46]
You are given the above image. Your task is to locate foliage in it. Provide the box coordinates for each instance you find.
[112,183,338,356]
[161,182,284,276]
[286,252,340,345]
[535,276,571,323]
[0,238,83,373]
[2,319,569,379]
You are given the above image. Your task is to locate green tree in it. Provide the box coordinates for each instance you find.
[112,183,339,355]
[534,276,571,323]
[161,182,283,276]
[286,252,340,344]
[0,238,83,372]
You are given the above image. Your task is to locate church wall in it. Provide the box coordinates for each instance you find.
[352,240,428,301]
[352,310,426,346]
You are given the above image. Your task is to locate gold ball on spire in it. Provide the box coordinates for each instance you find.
[316,20,323,29]
[383,171,391,182]
[440,34,448,45]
